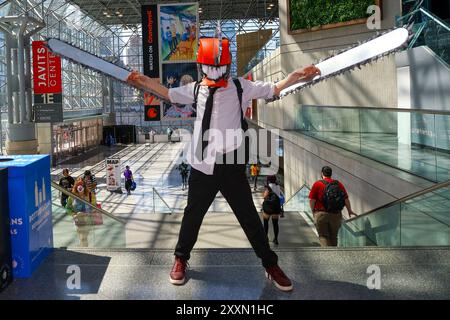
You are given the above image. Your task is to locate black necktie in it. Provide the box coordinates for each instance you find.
[197,86,219,160]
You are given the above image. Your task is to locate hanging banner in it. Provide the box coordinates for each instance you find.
[142,4,161,108]
[32,41,62,94]
[159,3,198,62]
[32,41,63,122]
[142,5,160,78]
[106,158,122,191]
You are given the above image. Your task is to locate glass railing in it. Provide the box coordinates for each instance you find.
[339,180,450,247]
[283,185,314,226]
[295,105,450,182]
[396,6,450,66]
[152,187,173,214]
[51,182,126,248]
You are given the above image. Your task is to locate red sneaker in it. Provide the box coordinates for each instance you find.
[265,265,293,292]
[169,257,188,285]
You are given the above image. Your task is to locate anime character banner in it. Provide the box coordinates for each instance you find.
[162,62,198,119]
[159,3,198,62]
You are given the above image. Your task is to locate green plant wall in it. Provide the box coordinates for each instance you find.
[290,0,377,31]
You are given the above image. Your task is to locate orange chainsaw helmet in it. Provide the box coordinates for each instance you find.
[197,37,231,87]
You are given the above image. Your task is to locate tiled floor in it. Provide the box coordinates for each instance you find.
[2,247,450,300]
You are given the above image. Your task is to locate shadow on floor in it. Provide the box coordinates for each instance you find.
[1,250,111,300]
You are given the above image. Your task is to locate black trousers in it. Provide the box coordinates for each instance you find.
[174,163,278,268]
[125,179,133,191]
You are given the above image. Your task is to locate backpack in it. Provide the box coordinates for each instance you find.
[263,191,281,214]
[322,180,346,212]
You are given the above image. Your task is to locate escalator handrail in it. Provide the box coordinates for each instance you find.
[51,181,126,224]
[419,7,450,31]
[345,179,450,223]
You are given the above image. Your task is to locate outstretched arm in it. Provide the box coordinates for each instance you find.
[126,71,170,102]
[274,65,321,96]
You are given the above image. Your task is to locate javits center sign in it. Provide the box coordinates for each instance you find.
[32,41,63,123]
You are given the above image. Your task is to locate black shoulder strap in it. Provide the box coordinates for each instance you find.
[233,78,248,131]
[321,180,329,186]
[193,81,201,106]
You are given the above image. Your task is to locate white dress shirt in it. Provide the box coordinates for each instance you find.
[169,78,275,175]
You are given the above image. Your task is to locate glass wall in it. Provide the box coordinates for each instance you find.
[296,105,450,182]
[339,183,450,247]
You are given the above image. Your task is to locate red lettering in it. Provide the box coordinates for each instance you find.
[147,10,153,44]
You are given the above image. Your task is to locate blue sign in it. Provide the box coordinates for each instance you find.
[0,155,53,278]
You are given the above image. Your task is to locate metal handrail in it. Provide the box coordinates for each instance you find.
[419,7,450,31]
[283,184,308,207]
[51,181,126,224]
[301,105,450,116]
[345,179,450,223]
[152,187,173,214]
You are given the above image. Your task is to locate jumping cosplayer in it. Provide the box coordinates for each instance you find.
[45,21,410,292]
[126,36,320,292]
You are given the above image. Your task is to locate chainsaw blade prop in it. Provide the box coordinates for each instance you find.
[46,26,411,104]
[275,27,411,100]
[45,38,170,103]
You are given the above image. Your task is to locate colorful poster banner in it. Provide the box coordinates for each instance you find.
[159,3,198,62]
[162,62,198,119]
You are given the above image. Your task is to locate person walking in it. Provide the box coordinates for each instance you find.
[150,129,156,143]
[250,163,260,191]
[124,165,134,195]
[167,127,173,143]
[262,175,285,245]
[65,180,95,247]
[82,170,97,206]
[126,36,320,292]
[309,166,357,247]
[59,168,75,208]
[178,161,190,190]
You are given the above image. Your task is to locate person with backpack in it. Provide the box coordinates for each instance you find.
[262,175,285,245]
[126,36,320,292]
[308,166,357,247]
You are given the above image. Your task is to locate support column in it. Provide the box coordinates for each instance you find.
[0,16,45,155]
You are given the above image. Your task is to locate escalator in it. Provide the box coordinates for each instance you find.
[282,180,450,247]
[397,2,450,66]
[51,182,127,248]
[340,180,450,247]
